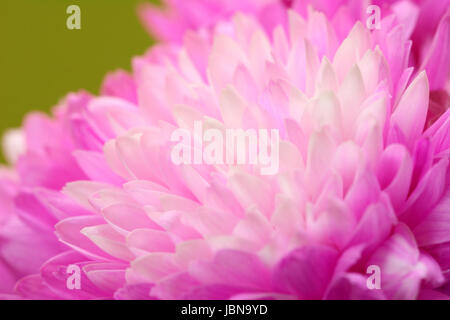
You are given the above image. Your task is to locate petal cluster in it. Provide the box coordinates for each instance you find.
[0,1,449,300]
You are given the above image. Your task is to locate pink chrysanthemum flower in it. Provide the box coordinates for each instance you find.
[1,3,449,300]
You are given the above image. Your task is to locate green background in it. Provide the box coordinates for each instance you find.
[0,0,158,161]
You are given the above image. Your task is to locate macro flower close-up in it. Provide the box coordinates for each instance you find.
[0,0,449,302]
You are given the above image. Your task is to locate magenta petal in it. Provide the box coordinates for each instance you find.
[1,216,63,276]
[369,224,444,300]
[391,72,429,150]
[0,259,18,294]
[425,242,450,281]
[189,249,271,291]
[150,272,200,300]
[273,245,339,299]
[325,273,386,300]
[55,216,118,261]
[400,158,448,228]
[181,284,248,300]
[14,275,61,300]
[346,193,397,252]
[376,144,413,210]
[101,70,138,104]
[414,190,450,246]
[73,151,124,186]
[420,9,450,91]
[114,283,155,300]
[418,289,450,300]
[40,251,113,299]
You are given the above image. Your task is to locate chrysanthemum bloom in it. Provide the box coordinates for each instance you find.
[1,3,450,299]
[2,4,449,299]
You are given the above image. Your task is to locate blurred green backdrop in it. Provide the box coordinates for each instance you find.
[0,0,158,161]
